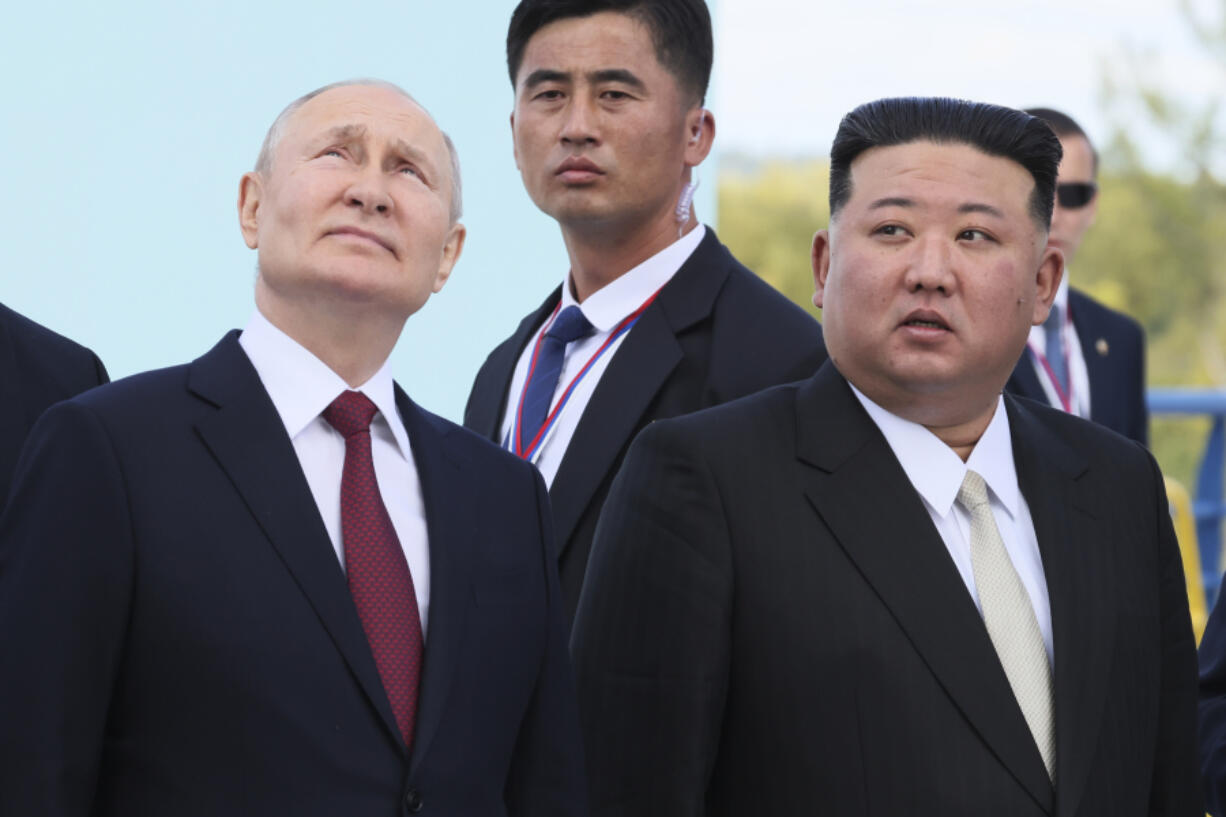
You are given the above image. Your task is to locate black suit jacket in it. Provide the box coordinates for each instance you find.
[1194,574,1226,812]
[464,229,826,619]
[0,301,108,510]
[573,362,1199,816]
[1007,288,1148,446]
[0,332,586,817]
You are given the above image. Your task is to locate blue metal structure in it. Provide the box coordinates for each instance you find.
[1149,388,1226,607]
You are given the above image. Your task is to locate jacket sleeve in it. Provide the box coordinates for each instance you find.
[0,400,134,817]
[571,420,732,817]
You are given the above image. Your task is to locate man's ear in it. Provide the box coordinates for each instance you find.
[812,228,832,310]
[432,222,467,294]
[238,172,263,250]
[682,107,715,168]
[1031,244,1064,325]
[510,111,521,172]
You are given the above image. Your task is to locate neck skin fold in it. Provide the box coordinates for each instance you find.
[562,200,699,304]
[254,280,404,388]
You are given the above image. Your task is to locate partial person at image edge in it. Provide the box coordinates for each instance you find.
[0,301,108,513]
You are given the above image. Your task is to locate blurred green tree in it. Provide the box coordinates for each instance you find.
[1090,0,1226,488]
[718,157,829,317]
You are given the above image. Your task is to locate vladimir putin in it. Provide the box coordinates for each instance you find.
[0,80,586,817]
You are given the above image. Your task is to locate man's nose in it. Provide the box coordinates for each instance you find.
[345,169,394,215]
[560,97,599,146]
[904,236,956,293]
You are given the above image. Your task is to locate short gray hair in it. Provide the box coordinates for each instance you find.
[253,78,463,223]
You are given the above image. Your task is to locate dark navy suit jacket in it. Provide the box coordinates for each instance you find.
[0,301,108,510]
[1006,288,1148,446]
[0,332,586,817]
[465,229,827,620]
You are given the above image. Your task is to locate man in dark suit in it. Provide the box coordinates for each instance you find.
[0,302,108,511]
[0,80,586,817]
[572,98,1199,815]
[465,0,825,620]
[1006,108,1148,445]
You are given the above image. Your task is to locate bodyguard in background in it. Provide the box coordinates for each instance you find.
[0,302,107,511]
[573,97,1199,815]
[465,0,825,621]
[1005,107,1148,446]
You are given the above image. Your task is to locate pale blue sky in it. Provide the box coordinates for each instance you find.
[1,0,1214,419]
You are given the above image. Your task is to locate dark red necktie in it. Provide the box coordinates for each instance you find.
[322,390,423,749]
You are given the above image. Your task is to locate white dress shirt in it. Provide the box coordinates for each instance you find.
[1026,275,1091,420]
[239,310,431,636]
[499,224,706,487]
[851,387,1054,665]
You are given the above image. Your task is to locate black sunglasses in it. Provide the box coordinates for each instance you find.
[1056,182,1097,209]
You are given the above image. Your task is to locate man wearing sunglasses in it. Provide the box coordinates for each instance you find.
[1005,108,1148,446]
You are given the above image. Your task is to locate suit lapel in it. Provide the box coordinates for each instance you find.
[1068,291,1112,419]
[465,291,560,442]
[550,230,732,555]
[1008,397,1111,817]
[187,332,405,751]
[397,390,476,773]
[796,365,1054,813]
[549,305,682,555]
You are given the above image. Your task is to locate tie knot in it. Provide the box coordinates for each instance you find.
[956,469,991,512]
[323,390,379,438]
[546,305,594,345]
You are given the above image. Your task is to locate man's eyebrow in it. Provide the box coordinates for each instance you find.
[521,69,570,90]
[868,197,915,210]
[957,202,1006,218]
[319,124,367,144]
[588,68,646,91]
[390,138,440,183]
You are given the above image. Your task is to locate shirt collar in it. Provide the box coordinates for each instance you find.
[238,309,411,461]
[850,385,1020,520]
[559,223,706,332]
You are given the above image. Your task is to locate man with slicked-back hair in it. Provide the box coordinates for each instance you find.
[572,97,1198,816]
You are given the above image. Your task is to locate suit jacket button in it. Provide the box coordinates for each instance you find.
[403,787,423,814]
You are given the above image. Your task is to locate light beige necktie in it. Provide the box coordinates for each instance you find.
[956,469,1055,780]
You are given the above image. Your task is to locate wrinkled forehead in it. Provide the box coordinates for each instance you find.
[279,85,448,165]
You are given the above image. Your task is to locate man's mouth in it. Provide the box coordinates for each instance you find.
[901,310,951,331]
[327,227,395,255]
[555,156,604,182]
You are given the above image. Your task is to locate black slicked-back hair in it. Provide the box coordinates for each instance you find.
[828,97,1064,230]
[1024,106,1098,177]
[506,0,713,106]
